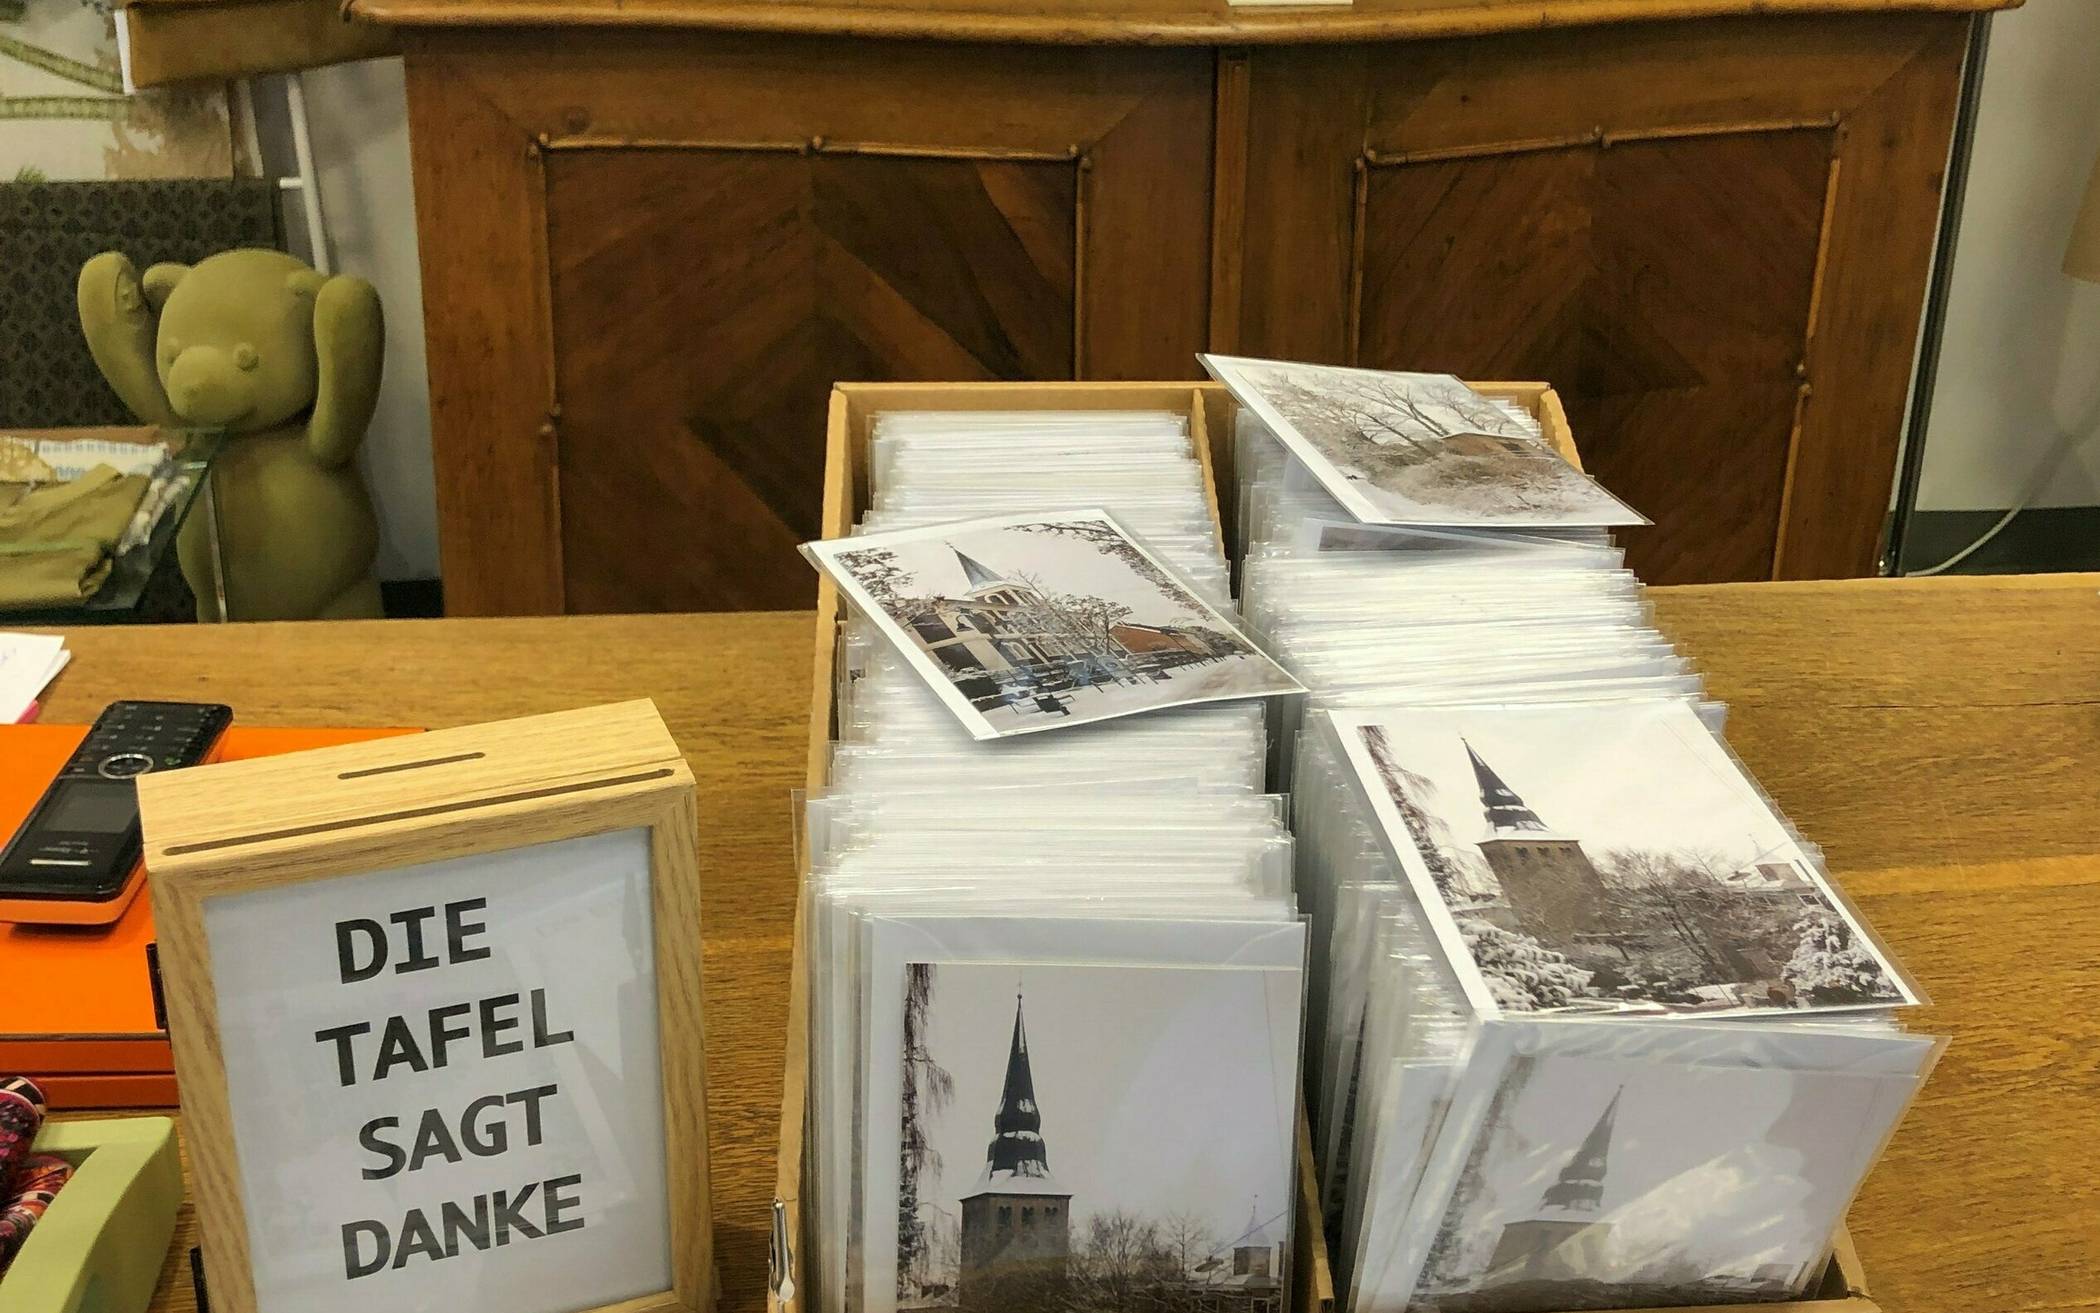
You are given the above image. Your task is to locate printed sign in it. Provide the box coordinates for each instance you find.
[138,701,710,1313]
[203,830,668,1313]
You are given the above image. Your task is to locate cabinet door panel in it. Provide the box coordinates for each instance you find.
[547,151,1074,612]
[1229,15,1968,582]
[407,32,1211,615]
[1358,130,1830,582]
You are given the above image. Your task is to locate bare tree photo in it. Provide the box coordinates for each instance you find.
[900,963,956,1301]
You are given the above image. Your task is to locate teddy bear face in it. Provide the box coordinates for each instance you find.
[151,250,324,434]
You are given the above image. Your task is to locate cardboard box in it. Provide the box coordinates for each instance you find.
[777,381,1875,1313]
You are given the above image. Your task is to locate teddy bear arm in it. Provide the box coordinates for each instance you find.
[307,274,385,469]
[76,252,179,427]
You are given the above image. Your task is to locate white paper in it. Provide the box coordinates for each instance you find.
[0,632,69,722]
[202,828,671,1313]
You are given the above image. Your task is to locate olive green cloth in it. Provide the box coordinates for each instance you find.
[0,466,149,607]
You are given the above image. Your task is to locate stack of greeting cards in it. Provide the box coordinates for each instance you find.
[1205,357,1942,1313]
[799,410,1310,1313]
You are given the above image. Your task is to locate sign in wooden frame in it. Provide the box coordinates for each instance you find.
[137,701,711,1313]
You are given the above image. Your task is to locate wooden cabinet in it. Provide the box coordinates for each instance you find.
[367,0,2005,614]
[1229,14,1974,584]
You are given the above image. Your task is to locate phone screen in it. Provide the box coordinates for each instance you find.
[42,779,140,834]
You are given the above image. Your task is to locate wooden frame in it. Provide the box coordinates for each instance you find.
[401,28,1211,615]
[136,701,711,1313]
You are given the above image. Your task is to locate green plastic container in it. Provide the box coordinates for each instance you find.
[0,1116,183,1313]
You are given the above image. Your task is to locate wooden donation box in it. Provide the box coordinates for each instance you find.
[136,702,712,1313]
[363,0,2009,613]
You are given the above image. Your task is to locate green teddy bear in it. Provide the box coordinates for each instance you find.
[77,248,386,620]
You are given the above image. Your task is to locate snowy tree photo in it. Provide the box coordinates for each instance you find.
[1205,356,1645,528]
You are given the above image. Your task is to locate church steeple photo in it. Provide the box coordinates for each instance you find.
[951,545,1011,594]
[1540,1090,1618,1213]
[1483,1087,1622,1284]
[1466,740,1613,938]
[1468,739,1552,835]
[982,996,1057,1184]
[957,992,1072,1307]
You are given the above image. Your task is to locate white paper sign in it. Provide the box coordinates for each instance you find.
[202,828,672,1313]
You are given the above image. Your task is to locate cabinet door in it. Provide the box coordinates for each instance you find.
[1227,14,1967,582]
[406,31,1211,614]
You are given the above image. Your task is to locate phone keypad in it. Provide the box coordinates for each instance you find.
[62,702,232,780]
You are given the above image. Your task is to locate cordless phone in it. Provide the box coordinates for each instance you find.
[0,700,232,925]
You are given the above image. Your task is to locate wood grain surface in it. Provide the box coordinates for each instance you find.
[547,150,1077,612]
[1358,128,1831,582]
[36,570,2097,1313]
[1233,11,1976,583]
[403,29,1211,616]
[349,0,2016,45]
[401,8,1981,615]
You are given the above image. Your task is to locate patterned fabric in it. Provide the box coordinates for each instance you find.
[0,1076,64,1273]
[0,1153,72,1272]
[0,179,281,428]
[0,1076,45,1181]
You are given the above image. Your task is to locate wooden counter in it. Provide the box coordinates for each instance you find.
[31,571,2100,1313]
[362,0,2014,613]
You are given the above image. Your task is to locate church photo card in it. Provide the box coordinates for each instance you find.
[1202,356,1647,530]
[850,915,1310,1313]
[1371,1019,1943,1313]
[880,957,1304,1313]
[1328,700,1919,1020]
[804,509,1302,740]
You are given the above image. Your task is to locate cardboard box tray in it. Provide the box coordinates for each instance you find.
[774,380,1876,1313]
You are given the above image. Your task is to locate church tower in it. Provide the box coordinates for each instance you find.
[1485,1090,1620,1282]
[1467,741,1612,938]
[951,545,1043,609]
[954,546,1010,594]
[958,994,1072,1306]
[1229,1198,1280,1281]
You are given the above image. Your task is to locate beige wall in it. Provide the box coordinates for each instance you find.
[1913,0,2100,512]
[259,58,437,582]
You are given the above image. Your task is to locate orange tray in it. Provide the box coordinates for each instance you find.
[0,723,417,1108]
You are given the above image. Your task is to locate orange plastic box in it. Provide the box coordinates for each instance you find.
[0,723,416,1108]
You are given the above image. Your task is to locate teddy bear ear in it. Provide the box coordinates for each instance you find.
[141,263,189,310]
[286,268,329,301]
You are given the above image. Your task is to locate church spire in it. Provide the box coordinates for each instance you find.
[1540,1089,1618,1213]
[1467,740,1550,834]
[951,545,1007,591]
[983,994,1054,1182]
